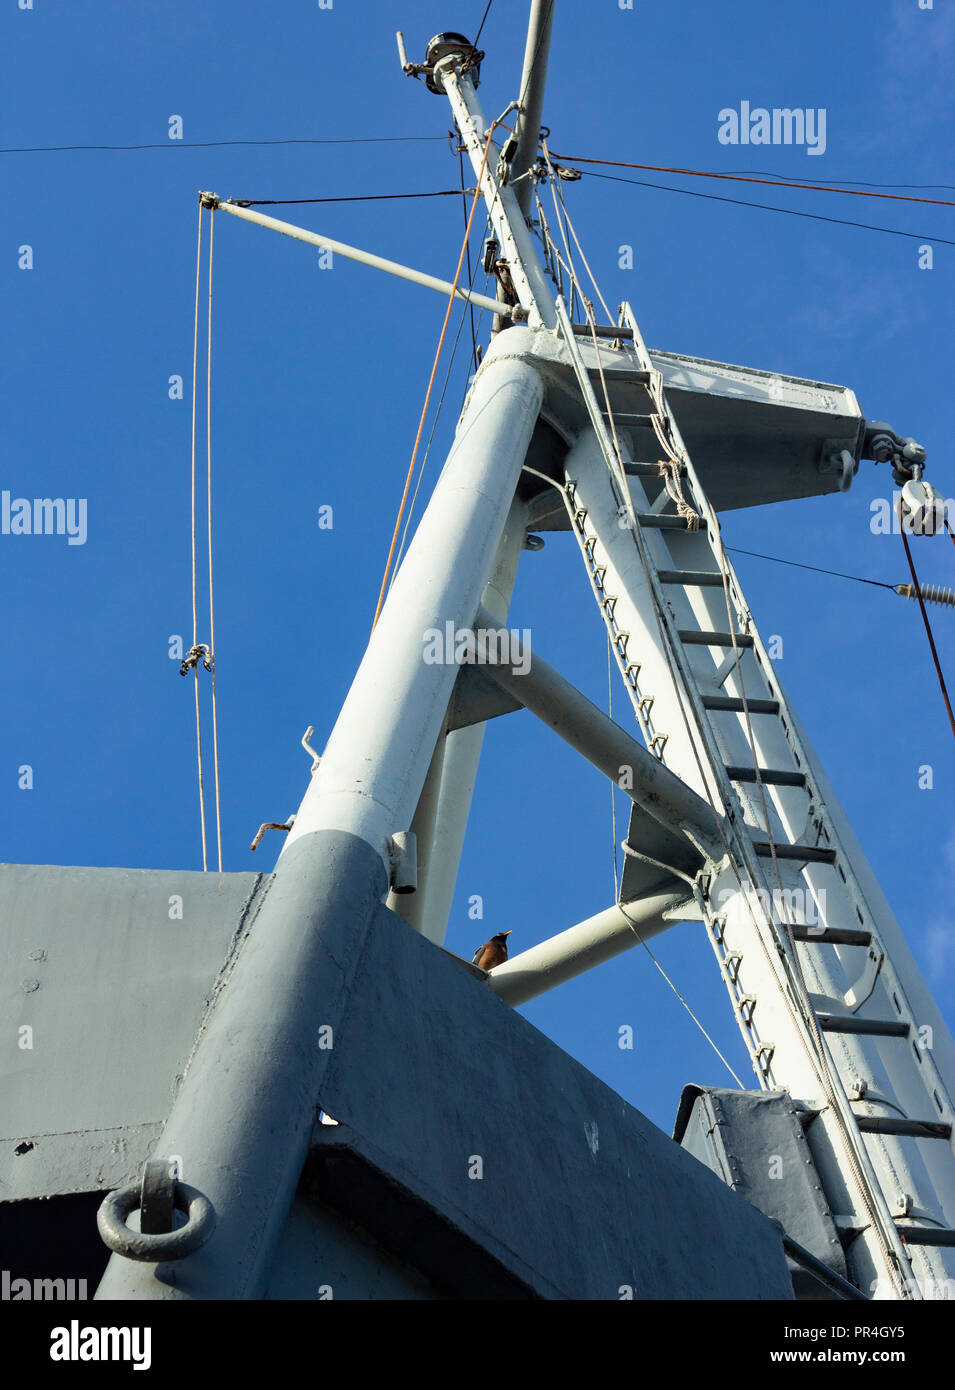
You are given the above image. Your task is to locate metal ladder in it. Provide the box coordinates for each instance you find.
[554,296,955,1287]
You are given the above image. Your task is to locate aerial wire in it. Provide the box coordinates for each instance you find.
[370,124,503,631]
[206,211,223,872]
[898,502,955,746]
[190,204,209,872]
[578,169,955,246]
[548,153,955,208]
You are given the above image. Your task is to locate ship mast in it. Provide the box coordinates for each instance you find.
[94,3,955,1301]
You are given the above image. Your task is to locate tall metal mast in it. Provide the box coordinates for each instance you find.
[86,4,953,1300]
[388,16,955,1300]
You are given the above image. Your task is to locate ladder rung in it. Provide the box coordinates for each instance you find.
[657,569,723,587]
[898,1226,955,1247]
[752,841,836,865]
[791,926,872,947]
[625,459,683,475]
[635,513,692,530]
[725,765,806,788]
[570,322,635,341]
[855,1117,952,1139]
[678,629,754,647]
[702,695,780,714]
[817,1014,909,1037]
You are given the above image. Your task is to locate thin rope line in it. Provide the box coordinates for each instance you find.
[899,501,955,746]
[608,632,619,901]
[231,190,463,207]
[570,283,910,1289]
[548,153,955,208]
[206,211,223,873]
[581,169,955,247]
[190,204,208,872]
[619,906,744,1088]
[390,235,492,585]
[727,545,898,590]
[371,125,501,631]
[2,136,448,154]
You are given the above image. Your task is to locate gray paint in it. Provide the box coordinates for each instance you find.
[0,864,267,1199]
[266,1196,438,1301]
[675,1085,846,1281]
[307,902,793,1300]
[2,854,792,1300]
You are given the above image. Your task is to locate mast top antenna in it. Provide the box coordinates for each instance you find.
[398,32,483,92]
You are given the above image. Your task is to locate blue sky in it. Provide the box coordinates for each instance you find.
[3,0,953,1134]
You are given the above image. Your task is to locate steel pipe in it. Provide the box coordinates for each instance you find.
[472,608,722,855]
[487,889,690,1006]
[283,344,544,871]
[207,196,513,320]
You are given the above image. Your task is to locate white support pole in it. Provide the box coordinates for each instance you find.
[472,610,721,854]
[440,70,557,329]
[512,0,556,216]
[205,196,514,320]
[281,335,544,876]
[417,497,529,945]
[487,889,690,1007]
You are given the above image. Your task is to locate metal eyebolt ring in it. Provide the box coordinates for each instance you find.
[97,1181,216,1263]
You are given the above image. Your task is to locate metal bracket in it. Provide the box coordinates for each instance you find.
[301,725,321,774]
[845,945,885,1011]
[250,815,296,852]
[819,440,858,493]
[97,1162,215,1263]
[139,1158,175,1235]
[389,830,418,894]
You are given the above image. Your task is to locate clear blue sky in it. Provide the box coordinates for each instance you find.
[3,0,953,1133]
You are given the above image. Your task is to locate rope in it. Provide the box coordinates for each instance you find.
[658,459,700,530]
[189,205,209,871]
[632,933,746,1089]
[608,632,619,901]
[370,125,502,631]
[3,135,449,154]
[547,153,955,209]
[899,500,955,746]
[230,190,464,208]
[389,227,492,587]
[727,545,900,591]
[463,0,494,70]
[560,262,912,1291]
[578,169,955,247]
[206,211,223,872]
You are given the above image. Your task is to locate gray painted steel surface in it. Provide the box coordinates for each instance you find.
[675,1085,846,1283]
[0,864,267,1201]
[1,855,792,1299]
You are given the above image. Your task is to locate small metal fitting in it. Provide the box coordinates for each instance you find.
[389,830,418,894]
[97,1165,215,1263]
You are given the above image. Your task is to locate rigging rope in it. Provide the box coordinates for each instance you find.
[898,501,955,746]
[389,225,493,586]
[542,199,913,1288]
[206,211,223,872]
[370,124,502,631]
[189,204,208,871]
[185,203,223,872]
[578,169,955,247]
[548,153,955,209]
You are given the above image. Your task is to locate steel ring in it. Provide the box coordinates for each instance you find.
[97,1181,216,1262]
